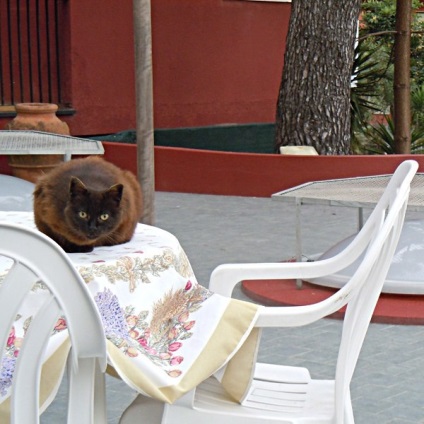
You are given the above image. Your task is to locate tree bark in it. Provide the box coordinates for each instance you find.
[275,0,361,155]
[393,0,411,154]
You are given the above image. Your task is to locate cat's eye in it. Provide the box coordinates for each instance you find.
[100,213,109,221]
[78,211,88,219]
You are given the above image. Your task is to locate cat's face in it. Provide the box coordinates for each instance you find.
[64,177,124,242]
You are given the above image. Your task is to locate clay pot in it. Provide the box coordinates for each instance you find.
[5,103,70,183]
[6,103,70,134]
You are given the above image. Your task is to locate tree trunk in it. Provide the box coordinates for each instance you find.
[275,0,361,155]
[393,0,411,154]
[133,0,155,224]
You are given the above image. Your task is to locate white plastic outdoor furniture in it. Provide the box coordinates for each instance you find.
[0,174,34,211]
[0,223,107,423]
[0,130,104,161]
[271,170,424,289]
[119,160,418,424]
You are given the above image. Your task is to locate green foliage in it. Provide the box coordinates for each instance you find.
[350,40,389,152]
[351,42,386,129]
[352,0,424,154]
[411,84,424,127]
[354,115,424,154]
[353,83,424,154]
[361,0,424,93]
[361,0,398,43]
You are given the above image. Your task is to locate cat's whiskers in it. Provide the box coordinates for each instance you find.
[99,231,120,246]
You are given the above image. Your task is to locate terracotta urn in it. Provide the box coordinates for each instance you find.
[5,103,70,183]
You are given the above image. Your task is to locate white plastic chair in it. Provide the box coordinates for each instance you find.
[0,223,107,423]
[119,160,418,424]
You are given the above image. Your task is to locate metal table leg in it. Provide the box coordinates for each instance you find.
[295,198,303,289]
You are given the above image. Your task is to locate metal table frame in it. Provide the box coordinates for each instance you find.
[0,130,104,160]
[272,173,424,288]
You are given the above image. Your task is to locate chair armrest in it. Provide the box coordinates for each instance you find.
[210,260,349,297]
[210,261,357,328]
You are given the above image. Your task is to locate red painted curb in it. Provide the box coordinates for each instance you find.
[242,279,424,325]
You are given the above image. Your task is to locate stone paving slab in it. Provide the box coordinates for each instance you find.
[41,192,424,423]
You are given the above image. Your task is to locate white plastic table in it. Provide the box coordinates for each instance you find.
[0,130,104,160]
[272,173,424,289]
[0,212,259,419]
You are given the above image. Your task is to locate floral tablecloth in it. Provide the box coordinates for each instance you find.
[0,211,260,418]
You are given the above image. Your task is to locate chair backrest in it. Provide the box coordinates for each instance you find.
[332,160,418,422]
[211,160,418,422]
[0,223,107,423]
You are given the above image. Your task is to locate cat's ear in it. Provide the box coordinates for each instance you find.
[108,184,124,205]
[69,177,88,198]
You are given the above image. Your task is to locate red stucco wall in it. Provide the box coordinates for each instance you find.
[0,0,290,136]
[151,0,290,129]
[64,1,137,135]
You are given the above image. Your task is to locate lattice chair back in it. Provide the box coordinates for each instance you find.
[0,223,107,424]
[333,159,417,422]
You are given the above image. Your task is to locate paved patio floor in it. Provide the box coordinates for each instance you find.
[41,191,424,423]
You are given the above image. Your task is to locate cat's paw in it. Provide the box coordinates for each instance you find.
[64,244,94,253]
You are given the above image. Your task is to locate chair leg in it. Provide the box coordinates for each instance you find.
[93,363,107,423]
[344,392,355,424]
[119,394,165,424]
[67,355,106,423]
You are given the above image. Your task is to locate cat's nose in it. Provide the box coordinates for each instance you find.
[88,221,97,230]
[87,222,98,238]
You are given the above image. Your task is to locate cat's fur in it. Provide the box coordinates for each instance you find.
[33,156,143,253]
